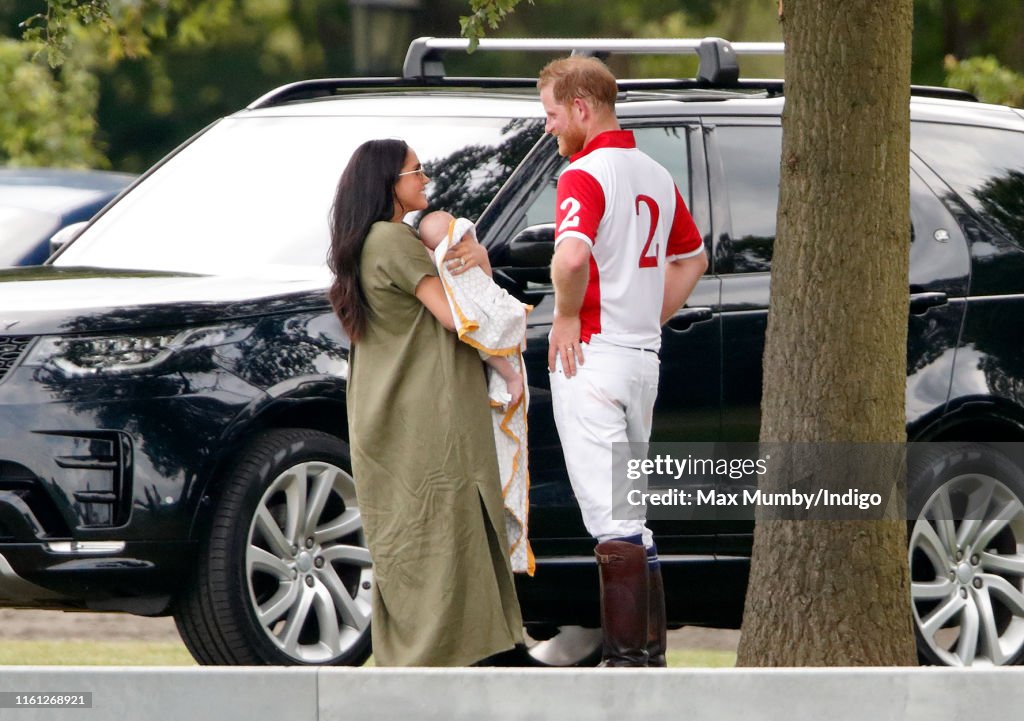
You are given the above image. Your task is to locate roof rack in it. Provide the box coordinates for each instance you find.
[403,37,783,85]
[246,37,977,109]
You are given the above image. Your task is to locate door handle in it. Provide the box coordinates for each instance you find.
[909,292,948,315]
[666,306,714,332]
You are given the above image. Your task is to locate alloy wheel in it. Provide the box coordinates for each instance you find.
[910,472,1024,666]
[245,460,372,664]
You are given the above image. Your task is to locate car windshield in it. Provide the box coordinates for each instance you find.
[56,114,543,276]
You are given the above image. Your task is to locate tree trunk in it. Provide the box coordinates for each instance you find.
[736,0,918,666]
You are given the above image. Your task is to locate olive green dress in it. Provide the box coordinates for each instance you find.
[347,220,523,667]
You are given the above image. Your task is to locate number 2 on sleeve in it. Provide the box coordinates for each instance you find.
[558,197,582,233]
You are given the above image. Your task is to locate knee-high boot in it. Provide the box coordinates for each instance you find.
[594,540,649,667]
[647,565,667,667]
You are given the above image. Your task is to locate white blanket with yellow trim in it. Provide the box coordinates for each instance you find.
[432,218,535,575]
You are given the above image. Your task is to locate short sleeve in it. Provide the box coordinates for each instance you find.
[365,222,437,295]
[665,187,704,261]
[555,169,605,249]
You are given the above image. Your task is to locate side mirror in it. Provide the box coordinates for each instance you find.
[48,221,89,258]
[502,223,554,283]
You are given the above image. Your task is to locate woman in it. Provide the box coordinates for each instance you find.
[327,138,523,667]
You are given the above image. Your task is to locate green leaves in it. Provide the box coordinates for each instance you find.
[944,55,1024,108]
[0,38,108,167]
[459,0,532,51]
[20,0,115,68]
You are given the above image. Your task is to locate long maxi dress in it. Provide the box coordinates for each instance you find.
[346,220,523,667]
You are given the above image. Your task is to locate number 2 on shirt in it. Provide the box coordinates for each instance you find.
[558,197,582,233]
[636,195,660,268]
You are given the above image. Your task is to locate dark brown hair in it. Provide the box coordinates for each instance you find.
[327,138,408,342]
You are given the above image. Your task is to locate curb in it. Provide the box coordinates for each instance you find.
[1,666,1020,720]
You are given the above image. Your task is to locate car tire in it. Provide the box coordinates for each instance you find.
[908,442,1024,666]
[174,428,373,665]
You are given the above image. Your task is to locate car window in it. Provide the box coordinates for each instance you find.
[911,122,1024,246]
[717,124,782,273]
[635,126,691,206]
[56,115,542,276]
[521,125,692,229]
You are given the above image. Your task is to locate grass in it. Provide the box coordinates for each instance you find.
[0,641,196,666]
[0,642,735,668]
[667,649,736,668]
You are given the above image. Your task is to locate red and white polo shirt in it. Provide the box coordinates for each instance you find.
[554,129,704,352]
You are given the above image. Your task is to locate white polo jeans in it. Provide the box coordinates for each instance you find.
[550,338,659,547]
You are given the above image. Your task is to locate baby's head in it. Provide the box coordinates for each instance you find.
[418,210,455,251]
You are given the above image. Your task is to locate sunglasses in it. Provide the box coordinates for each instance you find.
[397,168,429,178]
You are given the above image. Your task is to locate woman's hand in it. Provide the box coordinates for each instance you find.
[444,237,491,277]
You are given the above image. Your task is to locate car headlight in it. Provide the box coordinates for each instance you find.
[23,325,253,377]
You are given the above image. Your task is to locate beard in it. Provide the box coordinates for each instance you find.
[556,122,587,157]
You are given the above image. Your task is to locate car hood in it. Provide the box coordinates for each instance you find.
[0,265,332,336]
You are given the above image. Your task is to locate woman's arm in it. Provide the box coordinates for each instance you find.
[414,276,456,331]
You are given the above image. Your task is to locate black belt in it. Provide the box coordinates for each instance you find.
[638,347,660,358]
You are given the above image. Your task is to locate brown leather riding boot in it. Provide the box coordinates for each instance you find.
[595,540,649,667]
[647,565,667,667]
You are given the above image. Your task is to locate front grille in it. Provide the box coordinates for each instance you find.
[0,335,31,382]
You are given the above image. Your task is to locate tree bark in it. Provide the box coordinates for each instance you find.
[736,0,918,666]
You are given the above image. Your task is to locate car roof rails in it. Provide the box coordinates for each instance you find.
[403,36,783,86]
[247,37,784,108]
[909,85,978,102]
[247,37,977,109]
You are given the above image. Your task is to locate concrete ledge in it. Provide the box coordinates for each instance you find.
[1,667,1022,721]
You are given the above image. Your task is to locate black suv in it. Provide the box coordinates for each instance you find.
[2,38,1024,668]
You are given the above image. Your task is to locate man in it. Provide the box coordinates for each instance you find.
[538,56,708,667]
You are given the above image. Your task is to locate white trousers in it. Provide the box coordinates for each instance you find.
[550,339,659,547]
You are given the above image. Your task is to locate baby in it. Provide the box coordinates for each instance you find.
[418,209,535,575]
[418,210,525,410]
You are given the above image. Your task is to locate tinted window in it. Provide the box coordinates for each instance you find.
[717,125,782,273]
[912,122,1024,245]
[635,126,691,206]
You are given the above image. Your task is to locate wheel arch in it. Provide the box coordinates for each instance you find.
[909,396,1024,444]
[186,392,350,543]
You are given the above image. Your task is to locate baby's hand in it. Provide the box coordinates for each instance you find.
[505,371,524,410]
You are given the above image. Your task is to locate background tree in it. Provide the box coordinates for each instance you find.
[0,36,105,166]
[944,55,1024,107]
[913,0,1024,85]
